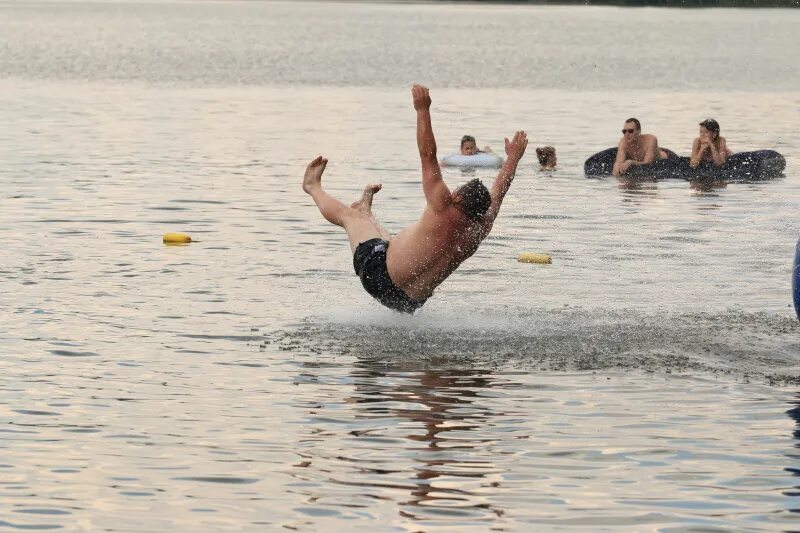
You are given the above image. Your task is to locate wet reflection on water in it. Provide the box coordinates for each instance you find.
[277,340,800,531]
[289,356,518,529]
[350,359,507,522]
[616,177,660,204]
[689,179,728,195]
[785,394,800,515]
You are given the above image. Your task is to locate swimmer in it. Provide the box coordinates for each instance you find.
[458,135,495,155]
[440,135,496,166]
[302,84,529,313]
[536,146,557,170]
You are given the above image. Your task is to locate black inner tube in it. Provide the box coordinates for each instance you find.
[584,148,786,181]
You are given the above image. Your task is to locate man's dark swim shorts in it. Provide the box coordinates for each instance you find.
[353,238,427,314]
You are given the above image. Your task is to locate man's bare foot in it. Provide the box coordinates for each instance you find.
[303,156,328,194]
[350,183,382,211]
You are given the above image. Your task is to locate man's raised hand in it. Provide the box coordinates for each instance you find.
[412,84,432,111]
[504,131,528,162]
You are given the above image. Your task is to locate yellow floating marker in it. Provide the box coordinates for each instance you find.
[518,252,551,264]
[163,232,192,244]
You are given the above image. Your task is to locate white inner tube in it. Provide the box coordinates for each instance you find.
[441,153,504,168]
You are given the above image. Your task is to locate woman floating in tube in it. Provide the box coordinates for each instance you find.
[689,118,732,168]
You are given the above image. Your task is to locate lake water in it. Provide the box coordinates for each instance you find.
[1,1,800,531]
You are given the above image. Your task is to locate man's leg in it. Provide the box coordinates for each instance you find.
[350,183,391,241]
[303,156,387,251]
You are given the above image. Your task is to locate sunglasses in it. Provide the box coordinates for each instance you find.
[621,128,636,134]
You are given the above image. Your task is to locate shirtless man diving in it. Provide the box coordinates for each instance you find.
[302,84,528,313]
[612,117,667,176]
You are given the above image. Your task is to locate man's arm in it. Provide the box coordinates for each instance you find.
[485,131,528,221]
[612,137,627,176]
[640,136,658,164]
[412,85,450,211]
[709,138,727,167]
[689,137,705,168]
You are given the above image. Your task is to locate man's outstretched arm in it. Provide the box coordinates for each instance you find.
[412,84,450,211]
[485,131,528,221]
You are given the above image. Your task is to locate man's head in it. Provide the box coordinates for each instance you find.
[460,135,478,156]
[698,118,720,141]
[536,146,557,168]
[622,118,641,141]
[453,178,491,221]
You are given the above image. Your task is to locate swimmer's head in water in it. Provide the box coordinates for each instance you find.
[460,135,478,156]
[454,178,491,221]
[699,118,720,140]
[536,146,557,167]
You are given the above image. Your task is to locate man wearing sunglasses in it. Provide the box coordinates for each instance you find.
[612,118,666,176]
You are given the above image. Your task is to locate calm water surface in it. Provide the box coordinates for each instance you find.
[1,1,800,531]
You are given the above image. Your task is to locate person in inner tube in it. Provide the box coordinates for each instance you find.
[440,135,498,167]
[458,135,495,156]
[689,118,731,169]
[612,118,669,176]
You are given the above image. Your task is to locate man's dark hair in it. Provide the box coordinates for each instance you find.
[460,135,476,148]
[625,118,641,131]
[536,146,556,166]
[458,178,491,221]
[699,118,720,137]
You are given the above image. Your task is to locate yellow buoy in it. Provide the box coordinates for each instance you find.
[518,252,551,264]
[163,232,192,244]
